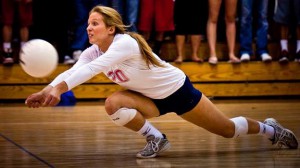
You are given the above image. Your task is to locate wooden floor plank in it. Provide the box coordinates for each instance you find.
[1,82,300,99]
[0,99,299,167]
[0,134,47,167]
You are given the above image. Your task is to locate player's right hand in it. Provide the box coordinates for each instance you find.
[25,92,46,108]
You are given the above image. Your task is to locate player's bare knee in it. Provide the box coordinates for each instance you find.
[105,91,133,115]
[105,92,122,115]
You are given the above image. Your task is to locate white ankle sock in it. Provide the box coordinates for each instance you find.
[137,120,163,138]
[3,42,11,52]
[280,39,288,51]
[296,40,300,53]
[258,122,275,139]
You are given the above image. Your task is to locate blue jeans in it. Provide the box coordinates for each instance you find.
[239,0,269,56]
[111,0,139,32]
[71,0,110,51]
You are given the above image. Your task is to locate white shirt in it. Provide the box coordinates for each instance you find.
[50,34,186,99]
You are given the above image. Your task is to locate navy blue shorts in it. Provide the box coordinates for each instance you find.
[152,76,202,116]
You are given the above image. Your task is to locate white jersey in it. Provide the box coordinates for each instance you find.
[50,34,186,99]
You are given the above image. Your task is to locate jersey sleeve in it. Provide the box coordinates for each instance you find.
[49,45,97,87]
[63,35,138,90]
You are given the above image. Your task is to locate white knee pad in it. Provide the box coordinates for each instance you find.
[230,116,248,138]
[109,108,137,126]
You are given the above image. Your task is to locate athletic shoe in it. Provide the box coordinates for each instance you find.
[136,134,171,158]
[240,53,250,62]
[3,57,14,65]
[64,55,75,64]
[2,51,14,66]
[208,56,218,65]
[261,53,272,62]
[72,50,82,61]
[264,118,298,149]
[278,50,289,63]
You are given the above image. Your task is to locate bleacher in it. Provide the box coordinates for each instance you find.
[1,41,300,100]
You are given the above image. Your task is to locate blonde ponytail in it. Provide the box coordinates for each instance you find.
[127,32,165,68]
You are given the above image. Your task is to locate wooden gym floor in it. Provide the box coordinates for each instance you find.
[0,99,299,168]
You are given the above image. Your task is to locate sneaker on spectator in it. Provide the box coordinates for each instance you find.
[3,57,14,65]
[73,50,82,61]
[294,51,300,63]
[261,53,272,62]
[208,56,218,65]
[2,50,14,66]
[240,53,250,62]
[64,55,75,64]
[278,50,289,63]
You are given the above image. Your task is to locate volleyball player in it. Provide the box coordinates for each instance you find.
[25,6,298,159]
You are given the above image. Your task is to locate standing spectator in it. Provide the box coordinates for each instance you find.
[273,0,300,63]
[206,0,240,64]
[65,0,111,64]
[173,0,208,63]
[31,0,71,63]
[1,0,32,65]
[138,0,174,56]
[239,0,272,62]
[111,0,139,32]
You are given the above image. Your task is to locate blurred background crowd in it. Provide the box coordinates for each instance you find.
[0,0,299,65]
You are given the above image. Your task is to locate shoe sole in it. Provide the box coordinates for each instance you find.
[279,58,289,63]
[262,59,272,63]
[241,59,250,62]
[208,61,218,65]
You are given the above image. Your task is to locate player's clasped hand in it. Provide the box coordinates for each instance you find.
[42,93,61,107]
[25,90,61,108]
[25,92,46,108]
